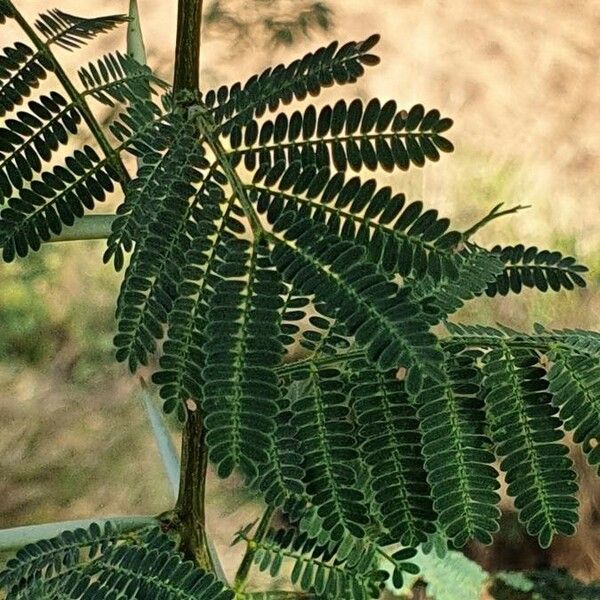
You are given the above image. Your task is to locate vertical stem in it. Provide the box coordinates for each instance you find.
[173,1,210,571]
[174,0,203,94]
[174,410,213,571]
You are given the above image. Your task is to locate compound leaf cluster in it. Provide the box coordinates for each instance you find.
[0,4,598,599]
[0,522,232,600]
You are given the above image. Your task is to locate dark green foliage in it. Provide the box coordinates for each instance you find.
[0,10,128,117]
[202,239,285,478]
[204,34,381,132]
[410,244,504,322]
[252,380,308,508]
[417,352,501,546]
[0,6,161,260]
[248,161,462,283]
[0,42,51,117]
[0,523,233,600]
[227,100,453,173]
[486,244,588,295]
[113,110,212,371]
[483,344,579,548]
[288,367,370,542]
[234,523,389,600]
[34,10,128,51]
[0,521,131,592]
[150,183,235,421]
[103,97,176,268]
[0,4,598,598]
[548,347,600,472]
[0,0,12,23]
[0,144,120,261]
[270,220,442,385]
[350,360,435,546]
[78,52,164,107]
[0,92,82,201]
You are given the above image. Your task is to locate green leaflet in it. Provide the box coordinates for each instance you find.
[0,42,52,118]
[350,358,436,546]
[287,365,370,543]
[34,10,127,51]
[410,243,504,322]
[113,110,213,371]
[417,352,501,546]
[0,144,121,261]
[249,161,462,283]
[547,347,600,472]
[205,34,382,132]
[483,344,579,548]
[234,523,387,600]
[78,51,163,108]
[201,238,285,478]
[151,190,237,421]
[486,244,588,295]
[269,217,443,390]
[251,380,308,509]
[0,522,232,600]
[228,100,453,174]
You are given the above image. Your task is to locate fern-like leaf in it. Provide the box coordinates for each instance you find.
[204,34,381,132]
[114,110,212,370]
[483,344,579,548]
[150,190,238,420]
[0,523,232,600]
[252,379,308,509]
[78,51,165,107]
[251,162,462,283]
[486,244,588,295]
[0,92,82,202]
[411,244,504,322]
[0,144,120,261]
[288,367,369,542]
[547,347,600,472]
[350,358,436,546]
[270,217,443,389]
[0,42,52,117]
[417,351,501,546]
[0,521,154,595]
[235,524,387,599]
[34,10,127,51]
[227,100,453,173]
[201,238,285,478]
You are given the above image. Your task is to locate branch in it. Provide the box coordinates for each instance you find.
[139,378,180,501]
[462,202,530,241]
[44,214,116,242]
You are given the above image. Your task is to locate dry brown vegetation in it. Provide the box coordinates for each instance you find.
[1,0,599,588]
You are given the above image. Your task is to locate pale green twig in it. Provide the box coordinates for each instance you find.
[234,505,276,591]
[139,378,180,500]
[463,202,530,241]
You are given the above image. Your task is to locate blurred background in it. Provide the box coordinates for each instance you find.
[0,0,598,592]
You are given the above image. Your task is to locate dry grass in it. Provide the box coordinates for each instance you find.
[1,0,599,589]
